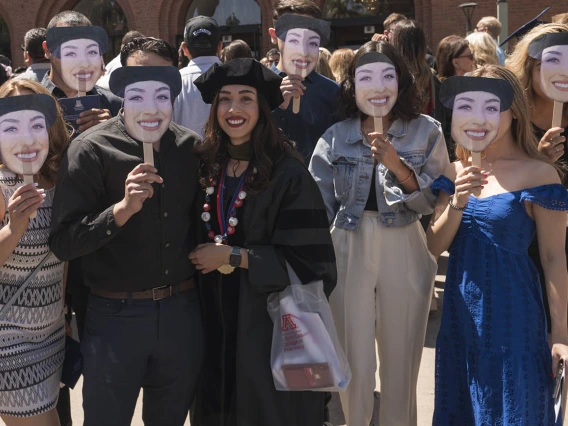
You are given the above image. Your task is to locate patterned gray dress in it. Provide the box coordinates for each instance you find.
[0,169,65,417]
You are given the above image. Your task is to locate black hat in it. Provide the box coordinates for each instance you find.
[46,26,109,58]
[275,14,331,46]
[184,16,221,49]
[499,7,549,47]
[109,66,182,99]
[355,52,394,69]
[0,94,57,127]
[440,76,514,111]
[528,32,568,59]
[194,58,284,110]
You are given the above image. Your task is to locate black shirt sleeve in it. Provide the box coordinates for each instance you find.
[49,139,122,261]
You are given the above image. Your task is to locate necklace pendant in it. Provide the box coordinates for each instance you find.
[217,264,236,274]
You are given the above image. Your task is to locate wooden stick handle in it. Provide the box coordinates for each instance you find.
[471,151,482,197]
[553,101,563,129]
[23,175,37,219]
[373,116,383,134]
[143,143,154,167]
[292,97,300,114]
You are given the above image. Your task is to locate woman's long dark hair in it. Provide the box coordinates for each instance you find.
[390,20,433,113]
[339,41,421,121]
[194,91,297,194]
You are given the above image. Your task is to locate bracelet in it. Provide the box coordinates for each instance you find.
[399,168,414,185]
[448,196,467,211]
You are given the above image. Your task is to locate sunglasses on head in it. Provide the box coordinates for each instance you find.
[455,53,474,61]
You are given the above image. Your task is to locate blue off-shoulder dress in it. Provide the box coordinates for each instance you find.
[432,175,568,426]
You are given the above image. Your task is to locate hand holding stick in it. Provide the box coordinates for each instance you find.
[471,152,482,197]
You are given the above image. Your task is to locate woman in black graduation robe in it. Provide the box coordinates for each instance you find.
[189,58,337,426]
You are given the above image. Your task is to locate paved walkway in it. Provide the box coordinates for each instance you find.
[2,254,564,425]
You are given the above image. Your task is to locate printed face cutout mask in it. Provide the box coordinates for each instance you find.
[275,14,330,77]
[0,94,56,176]
[529,33,568,103]
[123,80,173,144]
[46,26,109,94]
[440,76,513,152]
[354,52,398,119]
[109,66,183,144]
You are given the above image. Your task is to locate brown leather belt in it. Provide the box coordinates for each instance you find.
[91,278,195,301]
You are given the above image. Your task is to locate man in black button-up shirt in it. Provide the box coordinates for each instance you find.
[50,113,199,290]
[50,38,203,426]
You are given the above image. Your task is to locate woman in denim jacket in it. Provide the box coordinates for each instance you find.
[309,41,449,426]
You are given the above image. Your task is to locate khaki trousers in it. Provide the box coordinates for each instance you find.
[330,212,437,426]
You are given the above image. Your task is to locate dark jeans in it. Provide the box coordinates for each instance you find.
[82,289,203,426]
[57,265,90,426]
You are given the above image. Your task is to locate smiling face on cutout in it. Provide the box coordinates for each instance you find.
[355,61,398,118]
[540,44,568,103]
[451,91,502,152]
[216,84,259,146]
[0,109,49,176]
[123,80,173,144]
[280,28,321,77]
[58,38,103,93]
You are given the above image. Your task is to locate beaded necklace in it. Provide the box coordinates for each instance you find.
[201,160,255,244]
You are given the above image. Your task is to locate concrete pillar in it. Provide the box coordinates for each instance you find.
[497,0,508,50]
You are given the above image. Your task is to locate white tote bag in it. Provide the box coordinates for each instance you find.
[267,262,351,392]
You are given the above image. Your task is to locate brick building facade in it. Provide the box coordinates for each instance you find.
[0,0,564,68]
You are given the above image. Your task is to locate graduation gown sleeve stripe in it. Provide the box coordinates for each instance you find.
[246,155,337,297]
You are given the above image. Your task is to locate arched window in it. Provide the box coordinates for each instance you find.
[186,0,261,27]
[0,14,10,59]
[73,0,129,62]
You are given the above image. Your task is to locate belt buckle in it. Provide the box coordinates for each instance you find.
[152,285,172,301]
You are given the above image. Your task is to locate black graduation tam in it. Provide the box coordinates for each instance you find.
[46,26,109,58]
[194,58,284,110]
[499,7,549,47]
[0,94,57,127]
[275,14,331,46]
[528,32,568,59]
[440,76,513,111]
[355,52,394,69]
[109,66,182,99]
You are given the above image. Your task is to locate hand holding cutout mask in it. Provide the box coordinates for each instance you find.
[46,26,109,95]
[0,94,56,177]
[529,32,568,128]
[110,66,182,166]
[354,52,398,134]
[275,14,330,113]
[441,76,513,154]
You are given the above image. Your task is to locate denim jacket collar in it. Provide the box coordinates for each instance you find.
[344,115,409,145]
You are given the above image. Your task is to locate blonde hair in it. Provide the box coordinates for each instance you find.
[455,65,557,176]
[383,13,406,31]
[477,16,502,39]
[507,23,568,115]
[466,32,499,67]
[316,47,334,80]
[0,80,71,184]
[552,13,568,25]
[329,48,354,83]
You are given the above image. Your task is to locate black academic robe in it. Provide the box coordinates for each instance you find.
[192,152,337,426]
